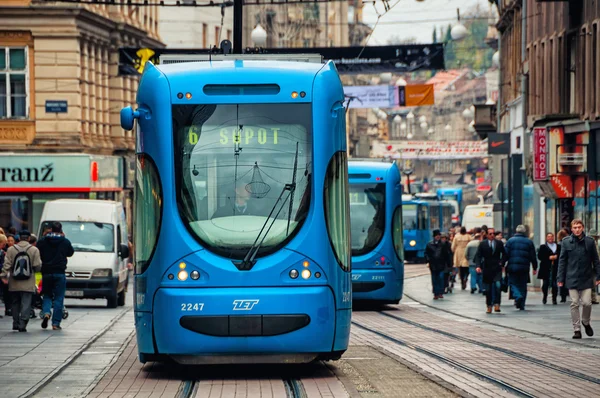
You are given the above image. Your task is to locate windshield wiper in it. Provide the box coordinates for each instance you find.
[286,143,299,235]
[234,144,299,271]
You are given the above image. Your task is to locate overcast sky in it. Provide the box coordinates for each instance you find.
[362,0,492,45]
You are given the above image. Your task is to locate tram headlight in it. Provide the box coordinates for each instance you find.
[301,269,311,279]
[289,269,299,279]
[409,240,417,247]
[177,270,188,281]
[190,270,200,280]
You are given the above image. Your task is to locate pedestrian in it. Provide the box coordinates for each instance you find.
[476,228,507,313]
[465,232,483,294]
[451,226,472,290]
[425,230,450,300]
[0,233,6,318]
[440,234,454,293]
[538,232,560,305]
[556,228,570,303]
[505,225,538,310]
[0,230,42,332]
[36,221,74,330]
[495,231,507,244]
[557,219,600,339]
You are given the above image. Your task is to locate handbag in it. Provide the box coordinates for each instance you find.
[501,274,509,293]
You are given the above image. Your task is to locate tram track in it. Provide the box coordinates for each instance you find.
[284,378,308,398]
[377,310,600,386]
[177,377,307,398]
[351,320,537,398]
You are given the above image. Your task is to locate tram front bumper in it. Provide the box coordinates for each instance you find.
[150,286,337,359]
[352,268,402,302]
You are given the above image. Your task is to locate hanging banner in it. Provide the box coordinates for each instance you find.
[398,84,434,106]
[343,85,396,109]
[118,43,445,76]
[533,127,549,181]
[371,140,488,160]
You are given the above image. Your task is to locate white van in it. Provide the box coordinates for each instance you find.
[38,199,130,308]
[462,204,493,232]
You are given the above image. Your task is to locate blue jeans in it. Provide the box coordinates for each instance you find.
[508,274,528,308]
[469,266,483,291]
[431,270,445,296]
[42,274,66,326]
[483,280,502,307]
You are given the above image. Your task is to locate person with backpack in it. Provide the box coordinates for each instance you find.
[0,230,42,332]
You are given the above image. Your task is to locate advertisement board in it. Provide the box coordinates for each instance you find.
[533,127,549,181]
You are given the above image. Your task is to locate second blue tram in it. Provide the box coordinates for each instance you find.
[403,199,453,261]
[348,161,404,303]
[121,54,351,364]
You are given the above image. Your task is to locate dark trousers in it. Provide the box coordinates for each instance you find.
[541,277,557,301]
[459,267,469,283]
[483,280,502,307]
[11,291,33,330]
[509,274,528,307]
[431,270,445,296]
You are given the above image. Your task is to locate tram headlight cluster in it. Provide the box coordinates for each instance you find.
[290,260,320,280]
[409,240,417,247]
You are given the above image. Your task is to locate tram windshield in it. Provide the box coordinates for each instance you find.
[173,103,312,259]
[402,204,418,230]
[349,183,385,256]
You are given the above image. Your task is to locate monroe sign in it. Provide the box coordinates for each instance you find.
[533,127,549,181]
[371,140,488,160]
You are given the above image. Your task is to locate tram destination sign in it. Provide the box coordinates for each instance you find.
[118,44,445,76]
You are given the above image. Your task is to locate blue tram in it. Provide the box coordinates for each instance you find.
[121,54,351,364]
[348,160,404,303]
[403,199,453,261]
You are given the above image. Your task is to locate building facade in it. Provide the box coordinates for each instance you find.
[0,0,162,235]
[498,0,600,238]
[159,1,233,49]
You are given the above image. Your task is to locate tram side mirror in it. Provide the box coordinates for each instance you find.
[121,106,139,131]
[119,243,130,260]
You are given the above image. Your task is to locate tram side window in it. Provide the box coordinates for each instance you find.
[392,207,405,261]
[418,205,428,230]
[324,151,351,271]
[429,205,440,231]
[134,154,162,274]
[442,206,452,231]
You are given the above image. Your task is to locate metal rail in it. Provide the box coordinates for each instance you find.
[378,311,600,386]
[176,380,196,398]
[351,321,536,398]
[284,379,307,398]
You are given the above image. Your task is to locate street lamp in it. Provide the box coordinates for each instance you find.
[395,77,407,87]
[251,24,267,47]
[379,72,392,84]
[451,8,468,41]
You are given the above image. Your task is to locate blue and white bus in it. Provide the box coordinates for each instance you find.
[348,160,404,304]
[121,53,351,364]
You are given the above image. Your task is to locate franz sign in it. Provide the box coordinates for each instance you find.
[533,127,549,181]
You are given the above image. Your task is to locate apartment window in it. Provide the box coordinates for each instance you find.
[202,23,208,48]
[0,47,28,119]
[227,30,232,41]
[568,33,577,114]
[215,26,221,46]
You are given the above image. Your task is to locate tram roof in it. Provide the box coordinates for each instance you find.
[348,160,396,174]
[155,59,327,80]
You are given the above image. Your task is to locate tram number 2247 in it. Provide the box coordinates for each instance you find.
[188,127,280,145]
[181,303,205,312]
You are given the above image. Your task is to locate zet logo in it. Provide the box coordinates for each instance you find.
[232,299,260,310]
[352,274,362,281]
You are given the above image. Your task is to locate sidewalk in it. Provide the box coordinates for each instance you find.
[403,273,600,350]
[0,292,133,398]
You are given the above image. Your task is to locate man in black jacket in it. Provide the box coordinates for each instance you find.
[425,230,451,300]
[36,222,74,330]
[557,219,600,339]
[476,228,507,313]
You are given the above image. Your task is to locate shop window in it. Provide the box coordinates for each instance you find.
[0,47,28,119]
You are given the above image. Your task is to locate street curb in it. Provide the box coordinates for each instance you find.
[20,307,132,398]
[80,329,136,397]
